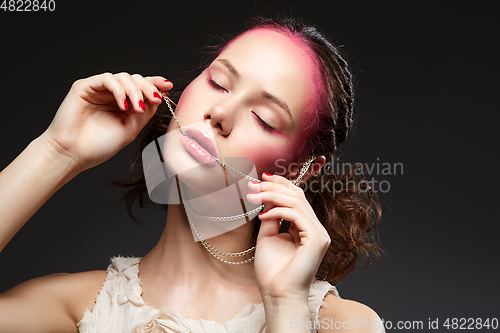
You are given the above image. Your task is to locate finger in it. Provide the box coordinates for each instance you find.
[145,76,174,91]
[113,75,159,133]
[246,183,276,215]
[256,211,280,241]
[248,180,296,220]
[288,222,301,245]
[259,207,298,226]
[262,172,300,191]
[248,180,297,198]
[259,207,331,254]
[259,208,326,247]
[81,73,128,111]
[121,100,157,136]
[114,73,148,113]
[249,179,327,235]
[130,74,164,106]
[145,76,174,105]
[247,190,298,209]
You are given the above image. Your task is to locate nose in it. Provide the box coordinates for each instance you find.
[203,101,235,137]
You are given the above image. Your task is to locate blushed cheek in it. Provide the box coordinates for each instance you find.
[172,75,211,126]
[175,81,197,118]
[242,141,302,177]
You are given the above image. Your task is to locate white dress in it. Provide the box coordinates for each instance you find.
[77,256,340,333]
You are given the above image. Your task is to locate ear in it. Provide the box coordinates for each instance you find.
[291,155,326,185]
[303,155,326,182]
[311,155,326,175]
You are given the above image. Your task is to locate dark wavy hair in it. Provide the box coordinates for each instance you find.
[111,16,383,284]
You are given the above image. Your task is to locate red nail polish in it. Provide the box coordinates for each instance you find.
[153,92,161,99]
[264,172,273,177]
[259,211,267,216]
[164,80,171,84]
[250,181,260,184]
[139,100,146,112]
[123,98,129,110]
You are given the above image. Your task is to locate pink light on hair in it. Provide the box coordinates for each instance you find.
[244,25,329,153]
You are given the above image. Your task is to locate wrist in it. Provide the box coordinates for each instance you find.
[36,133,83,175]
[263,299,312,333]
[262,294,309,308]
[0,133,82,251]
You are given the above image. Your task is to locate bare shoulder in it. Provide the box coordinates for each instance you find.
[318,293,385,333]
[0,270,107,333]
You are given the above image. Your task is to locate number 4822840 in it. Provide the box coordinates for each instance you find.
[1,0,56,11]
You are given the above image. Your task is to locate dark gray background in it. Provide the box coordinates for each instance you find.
[1,1,498,331]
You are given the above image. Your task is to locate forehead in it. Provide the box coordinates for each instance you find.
[216,28,320,125]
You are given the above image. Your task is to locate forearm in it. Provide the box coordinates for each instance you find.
[0,133,80,252]
[264,297,314,333]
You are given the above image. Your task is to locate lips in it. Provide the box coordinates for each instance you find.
[180,128,220,164]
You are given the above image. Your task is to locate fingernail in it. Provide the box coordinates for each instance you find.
[259,211,267,216]
[248,192,260,196]
[123,98,129,110]
[164,80,172,84]
[250,181,260,184]
[139,100,146,112]
[153,92,162,99]
[263,172,273,177]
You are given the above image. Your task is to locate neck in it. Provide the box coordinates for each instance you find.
[141,198,257,286]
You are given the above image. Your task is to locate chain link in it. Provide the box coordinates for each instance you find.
[184,198,264,221]
[179,184,256,265]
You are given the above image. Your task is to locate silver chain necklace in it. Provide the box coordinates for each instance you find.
[179,181,256,265]
[184,197,264,222]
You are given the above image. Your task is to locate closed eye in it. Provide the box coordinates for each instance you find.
[208,78,228,92]
[252,111,275,132]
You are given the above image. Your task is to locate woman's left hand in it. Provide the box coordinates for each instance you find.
[247,173,331,303]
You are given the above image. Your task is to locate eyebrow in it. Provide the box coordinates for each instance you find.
[260,91,292,120]
[216,59,240,81]
[215,58,293,120]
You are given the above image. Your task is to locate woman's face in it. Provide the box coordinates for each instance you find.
[164,27,319,188]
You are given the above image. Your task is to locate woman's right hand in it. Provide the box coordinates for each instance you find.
[41,72,173,172]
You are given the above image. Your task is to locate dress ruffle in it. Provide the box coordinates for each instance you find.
[77,256,340,333]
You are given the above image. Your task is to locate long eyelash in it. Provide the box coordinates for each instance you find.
[206,77,274,132]
[252,112,274,131]
[208,78,227,92]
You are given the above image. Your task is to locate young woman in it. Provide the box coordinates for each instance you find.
[0,17,384,332]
